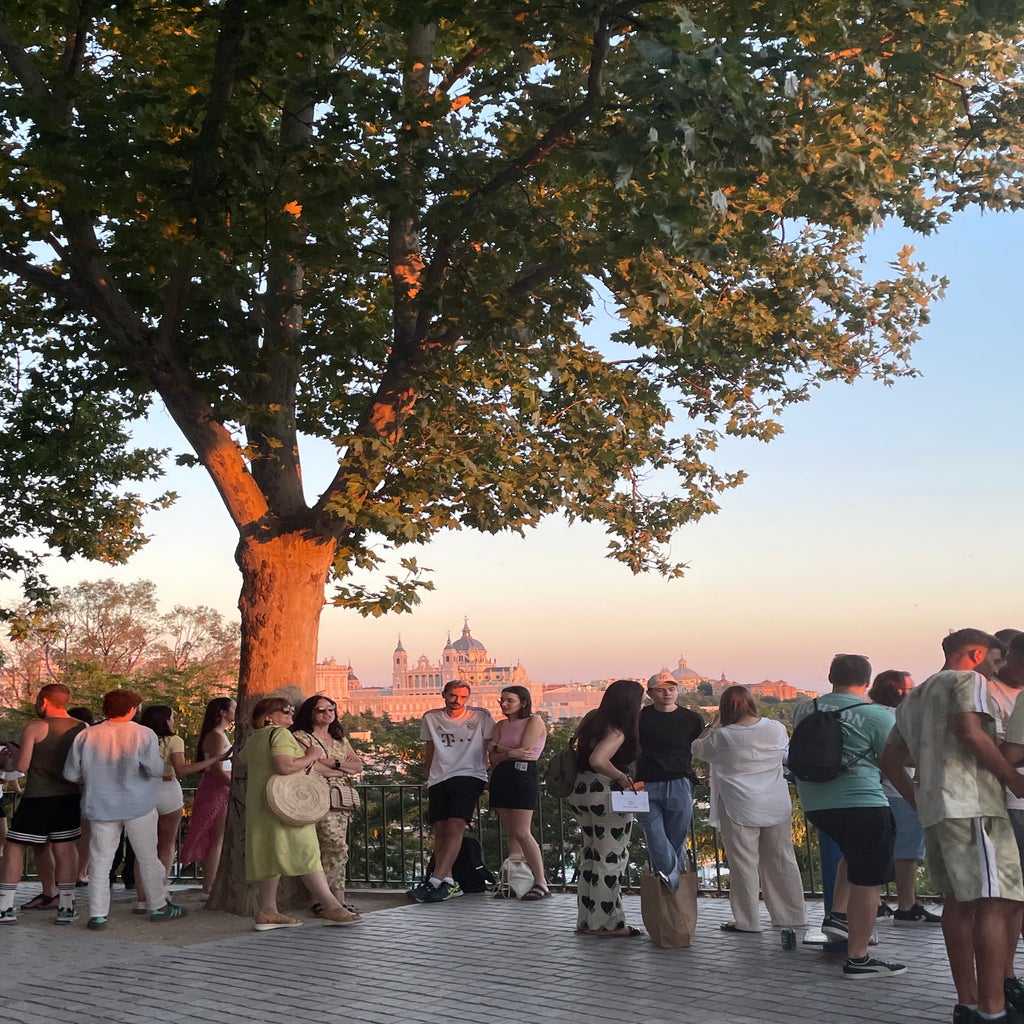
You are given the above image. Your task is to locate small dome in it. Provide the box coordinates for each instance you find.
[452,619,486,653]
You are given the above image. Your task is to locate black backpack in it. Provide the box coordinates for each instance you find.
[426,836,495,893]
[787,698,870,783]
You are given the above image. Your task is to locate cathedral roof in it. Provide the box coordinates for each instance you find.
[451,619,486,653]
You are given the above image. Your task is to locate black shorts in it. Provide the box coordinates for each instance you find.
[428,776,485,824]
[488,760,539,810]
[808,806,896,886]
[7,794,82,845]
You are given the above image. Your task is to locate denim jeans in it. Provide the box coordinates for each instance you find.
[636,776,694,889]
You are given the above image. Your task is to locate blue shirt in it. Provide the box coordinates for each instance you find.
[64,719,163,821]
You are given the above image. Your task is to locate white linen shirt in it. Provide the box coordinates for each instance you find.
[691,718,792,828]
[64,719,163,821]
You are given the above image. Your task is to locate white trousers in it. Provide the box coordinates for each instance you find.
[718,814,807,931]
[88,809,167,919]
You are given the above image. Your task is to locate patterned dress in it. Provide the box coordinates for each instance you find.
[180,749,229,866]
[292,730,357,893]
[568,771,634,933]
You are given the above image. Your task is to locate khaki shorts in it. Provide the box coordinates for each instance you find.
[924,816,1024,902]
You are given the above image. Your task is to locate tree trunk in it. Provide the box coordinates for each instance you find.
[205,529,337,915]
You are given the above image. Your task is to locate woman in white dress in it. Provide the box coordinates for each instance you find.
[692,685,807,933]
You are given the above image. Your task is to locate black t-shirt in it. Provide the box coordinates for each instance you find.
[635,706,704,783]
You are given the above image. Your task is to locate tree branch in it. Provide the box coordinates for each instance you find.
[471,9,614,201]
[435,42,488,96]
[0,18,50,99]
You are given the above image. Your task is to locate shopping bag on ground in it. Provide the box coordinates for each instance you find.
[639,864,698,948]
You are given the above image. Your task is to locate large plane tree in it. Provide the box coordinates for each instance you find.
[2,1,1023,908]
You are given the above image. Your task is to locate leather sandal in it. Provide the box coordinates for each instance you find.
[520,885,552,901]
[21,893,58,911]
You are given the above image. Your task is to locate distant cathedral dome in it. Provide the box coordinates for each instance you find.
[451,619,486,653]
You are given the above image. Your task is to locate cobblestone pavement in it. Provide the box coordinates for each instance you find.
[5,880,960,1024]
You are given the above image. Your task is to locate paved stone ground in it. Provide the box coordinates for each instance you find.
[4,880,960,1024]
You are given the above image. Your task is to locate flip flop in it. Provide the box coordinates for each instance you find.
[520,885,552,901]
[21,893,58,911]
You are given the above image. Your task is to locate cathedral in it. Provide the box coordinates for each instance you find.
[316,620,537,719]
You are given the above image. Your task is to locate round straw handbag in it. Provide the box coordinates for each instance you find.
[265,768,330,827]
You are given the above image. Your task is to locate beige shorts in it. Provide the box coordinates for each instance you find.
[924,816,1024,902]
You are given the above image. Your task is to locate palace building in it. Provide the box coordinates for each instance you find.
[316,620,539,720]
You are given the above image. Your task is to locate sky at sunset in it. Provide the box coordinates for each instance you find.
[12,208,1024,693]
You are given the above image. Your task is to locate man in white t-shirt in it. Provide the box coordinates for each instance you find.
[408,682,494,904]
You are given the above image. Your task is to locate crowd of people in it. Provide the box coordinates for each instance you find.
[0,688,365,932]
[6,627,1024,1024]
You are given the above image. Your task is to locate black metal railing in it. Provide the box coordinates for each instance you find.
[11,783,922,899]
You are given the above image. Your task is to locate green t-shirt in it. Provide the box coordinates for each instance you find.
[792,692,893,811]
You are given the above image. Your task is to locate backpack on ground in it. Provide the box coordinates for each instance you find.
[787,698,870,783]
[426,836,495,893]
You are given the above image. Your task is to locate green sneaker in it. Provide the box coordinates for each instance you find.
[0,908,17,924]
[87,916,107,931]
[424,880,463,903]
[150,901,188,922]
[54,908,79,924]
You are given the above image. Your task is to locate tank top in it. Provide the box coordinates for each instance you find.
[498,716,546,759]
[25,719,85,798]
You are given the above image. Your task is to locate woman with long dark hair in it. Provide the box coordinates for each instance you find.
[290,695,364,914]
[179,696,235,895]
[488,685,550,899]
[135,704,226,911]
[568,678,645,937]
[692,685,806,933]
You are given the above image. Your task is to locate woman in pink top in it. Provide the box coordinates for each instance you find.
[488,686,550,899]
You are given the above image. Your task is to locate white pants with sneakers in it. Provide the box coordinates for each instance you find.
[88,809,166,919]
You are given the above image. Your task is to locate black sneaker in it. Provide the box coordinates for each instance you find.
[843,955,907,980]
[953,1005,974,1024]
[1006,977,1024,1014]
[407,880,434,903]
[424,880,463,903]
[877,901,894,918]
[822,914,849,939]
[893,902,942,926]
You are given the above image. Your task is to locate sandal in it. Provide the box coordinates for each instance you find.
[310,903,324,917]
[520,885,552,901]
[594,925,643,939]
[341,902,361,915]
[21,893,58,911]
[255,912,302,931]
[720,922,758,933]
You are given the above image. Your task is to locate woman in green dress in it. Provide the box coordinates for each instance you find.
[238,696,361,931]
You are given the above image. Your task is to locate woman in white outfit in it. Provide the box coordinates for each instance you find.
[692,685,807,933]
